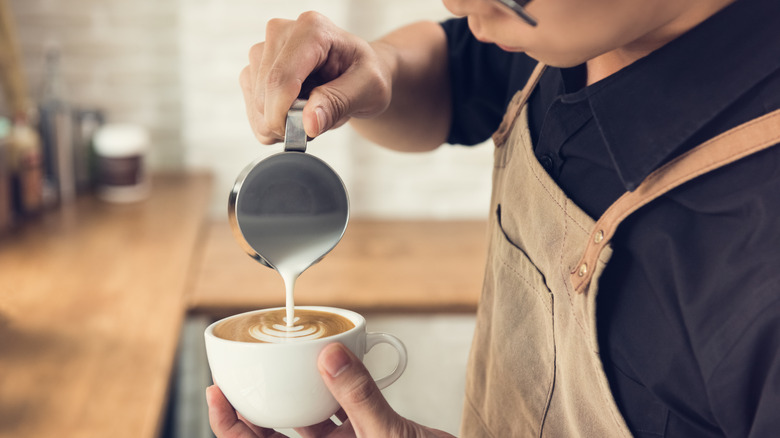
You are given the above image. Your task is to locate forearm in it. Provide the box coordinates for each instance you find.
[350,21,451,152]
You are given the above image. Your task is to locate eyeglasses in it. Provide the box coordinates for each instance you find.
[494,0,538,27]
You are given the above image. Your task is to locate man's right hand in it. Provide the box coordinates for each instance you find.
[239,11,394,144]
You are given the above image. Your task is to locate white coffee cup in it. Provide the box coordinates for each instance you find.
[204,306,407,428]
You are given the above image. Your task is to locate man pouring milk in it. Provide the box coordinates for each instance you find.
[207,0,780,436]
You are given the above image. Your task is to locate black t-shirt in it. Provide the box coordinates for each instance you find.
[441,0,780,436]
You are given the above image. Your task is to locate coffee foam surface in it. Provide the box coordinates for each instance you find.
[213,309,355,344]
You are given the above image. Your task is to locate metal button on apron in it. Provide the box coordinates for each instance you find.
[538,154,555,173]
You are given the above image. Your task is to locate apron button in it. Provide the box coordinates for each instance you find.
[539,154,554,173]
[594,230,604,243]
[577,263,588,277]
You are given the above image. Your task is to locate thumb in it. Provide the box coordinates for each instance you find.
[301,83,353,139]
[318,343,402,435]
[302,68,390,138]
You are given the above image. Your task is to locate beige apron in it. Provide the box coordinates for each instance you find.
[461,63,780,437]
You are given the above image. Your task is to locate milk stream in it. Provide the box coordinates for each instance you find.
[241,214,345,337]
[279,268,297,328]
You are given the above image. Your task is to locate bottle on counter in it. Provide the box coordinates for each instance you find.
[72,108,104,194]
[0,116,12,233]
[9,114,44,217]
[37,45,74,206]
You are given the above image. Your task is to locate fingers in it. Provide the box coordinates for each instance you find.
[262,12,333,138]
[240,13,327,144]
[206,385,277,438]
[240,64,276,145]
[240,11,393,145]
[257,18,295,138]
[317,343,403,437]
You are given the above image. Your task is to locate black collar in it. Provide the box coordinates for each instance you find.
[564,0,780,191]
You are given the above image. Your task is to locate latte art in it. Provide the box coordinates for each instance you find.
[213,309,355,344]
[248,317,323,343]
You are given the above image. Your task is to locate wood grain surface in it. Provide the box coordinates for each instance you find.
[0,173,212,438]
[187,219,488,317]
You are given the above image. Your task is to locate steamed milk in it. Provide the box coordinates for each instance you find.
[239,213,345,341]
[213,308,355,343]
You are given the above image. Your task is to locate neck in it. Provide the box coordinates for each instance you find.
[586,0,736,85]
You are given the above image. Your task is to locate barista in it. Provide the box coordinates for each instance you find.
[208,0,780,436]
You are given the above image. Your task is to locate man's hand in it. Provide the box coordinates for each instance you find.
[206,342,454,437]
[316,343,454,437]
[239,11,394,144]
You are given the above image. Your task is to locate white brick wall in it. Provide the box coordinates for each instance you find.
[8,0,183,168]
[7,0,494,219]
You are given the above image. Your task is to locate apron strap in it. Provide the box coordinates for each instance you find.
[572,108,780,293]
[492,62,547,146]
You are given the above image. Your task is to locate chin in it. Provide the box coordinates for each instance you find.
[524,49,593,68]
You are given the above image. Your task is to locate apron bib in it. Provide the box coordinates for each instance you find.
[461,63,780,437]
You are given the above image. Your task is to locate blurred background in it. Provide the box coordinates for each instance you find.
[0,0,493,221]
[0,1,492,437]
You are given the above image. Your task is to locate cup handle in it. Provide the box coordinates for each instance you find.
[365,332,408,390]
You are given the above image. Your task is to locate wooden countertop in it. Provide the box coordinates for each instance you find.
[0,171,487,437]
[0,173,212,438]
[187,219,488,317]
